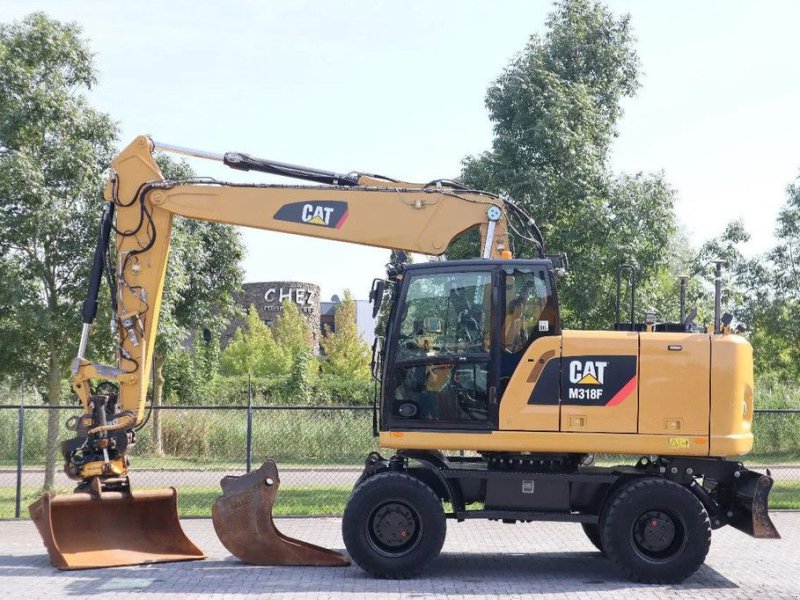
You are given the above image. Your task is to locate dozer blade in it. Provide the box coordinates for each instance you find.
[29,488,206,570]
[728,469,781,539]
[212,460,349,566]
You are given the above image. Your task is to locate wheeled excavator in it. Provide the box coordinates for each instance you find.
[31,136,778,583]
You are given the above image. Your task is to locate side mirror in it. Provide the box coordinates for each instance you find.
[370,279,386,319]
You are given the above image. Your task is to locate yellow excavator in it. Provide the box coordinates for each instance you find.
[31,136,778,584]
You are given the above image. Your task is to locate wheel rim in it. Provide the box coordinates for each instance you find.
[631,509,686,561]
[366,500,422,557]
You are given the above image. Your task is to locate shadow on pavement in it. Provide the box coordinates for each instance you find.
[1,550,738,596]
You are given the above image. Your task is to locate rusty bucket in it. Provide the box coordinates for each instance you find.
[29,488,206,570]
[212,460,349,566]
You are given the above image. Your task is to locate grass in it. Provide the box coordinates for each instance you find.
[0,486,72,519]
[770,481,800,510]
[3,480,799,519]
[0,485,351,519]
[0,407,380,465]
[0,458,365,470]
[177,486,352,517]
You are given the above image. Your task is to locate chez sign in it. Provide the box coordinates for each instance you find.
[264,287,315,314]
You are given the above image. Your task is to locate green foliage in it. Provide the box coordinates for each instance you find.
[454,0,679,329]
[272,300,319,398]
[320,290,371,381]
[691,181,800,382]
[173,486,352,518]
[287,346,314,403]
[737,176,800,377]
[0,13,118,387]
[218,300,319,398]
[162,333,222,405]
[314,373,373,405]
[220,306,291,377]
[272,300,314,363]
[161,371,373,407]
[152,153,244,358]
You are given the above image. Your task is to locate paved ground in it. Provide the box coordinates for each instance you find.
[1,513,798,599]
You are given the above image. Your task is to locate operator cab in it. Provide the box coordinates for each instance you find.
[378,259,560,431]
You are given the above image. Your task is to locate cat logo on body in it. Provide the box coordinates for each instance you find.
[528,354,637,407]
[273,201,349,229]
[569,360,608,386]
[568,360,607,400]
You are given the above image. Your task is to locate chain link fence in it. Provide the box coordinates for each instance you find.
[1,400,798,519]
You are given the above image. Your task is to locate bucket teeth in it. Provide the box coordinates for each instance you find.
[212,460,350,566]
[29,488,206,570]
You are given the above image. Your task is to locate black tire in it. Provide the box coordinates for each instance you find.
[581,522,604,553]
[601,477,711,584]
[342,471,446,578]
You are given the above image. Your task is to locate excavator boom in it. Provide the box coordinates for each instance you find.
[32,136,527,570]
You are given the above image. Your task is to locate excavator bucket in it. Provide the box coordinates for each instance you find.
[29,488,206,570]
[212,460,349,566]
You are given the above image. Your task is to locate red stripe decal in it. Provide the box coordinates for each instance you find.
[606,376,637,407]
[335,210,349,229]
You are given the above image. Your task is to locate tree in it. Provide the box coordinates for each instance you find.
[454,0,679,329]
[736,176,800,377]
[690,218,794,377]
[220,305,291,377]
[148,154,243,453]
[320,290,371,380]
[272,300,314,361]
[694,220,751,326]
[272,300,318,399]
[0,14,117,489]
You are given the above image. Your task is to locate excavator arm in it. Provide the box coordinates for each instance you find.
[32,135,536,570]
[71,135,512,437]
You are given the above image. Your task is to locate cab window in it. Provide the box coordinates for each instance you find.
[503,267,555,352]
[390,270,493,426]
[395,271,492,359]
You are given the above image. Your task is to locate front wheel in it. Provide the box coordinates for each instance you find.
[601,477,711,583]
[342,471,446,578]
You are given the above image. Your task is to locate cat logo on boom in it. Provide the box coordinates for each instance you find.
[273,200,349,229]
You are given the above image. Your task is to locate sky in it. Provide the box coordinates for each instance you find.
[4,1,800,300]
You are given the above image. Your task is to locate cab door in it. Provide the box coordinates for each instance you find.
[382,267,498,430]
[498,264,561,432]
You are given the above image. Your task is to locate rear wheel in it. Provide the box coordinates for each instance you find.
[601,477,711,583]
[581,522,604,553]
[342,471,446,578]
